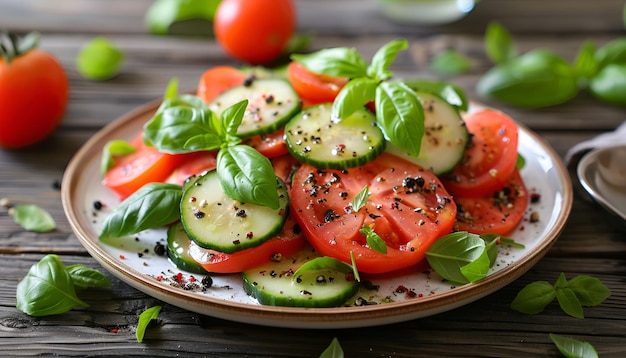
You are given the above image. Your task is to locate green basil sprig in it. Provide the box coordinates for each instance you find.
[511,273,611,319]
[478,21,626,107]
[16,254,111,316]
[319,337,344,358]
[292,39,426,157]
[549,333,599,358]
[136,305,162,343]
[425,231,524,284]
[10,204,56,232]
[359,226,387,254]
[99,183,182,240]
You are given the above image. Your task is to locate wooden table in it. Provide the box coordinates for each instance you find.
[1,0,625,356]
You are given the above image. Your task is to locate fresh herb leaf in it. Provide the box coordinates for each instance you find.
[101,139,136,175]
[515,154,526,170]
[319,337,344,358]
[360,225,387,254]
[556,287,585,319]
[459,247,490,282]
[16,254,88,316]
[76,37,124,81]
[403,79,469,112]
[216,145,280,209]
[349,251,361,282]
[485,22,517,64]
[573,41,599,83]
[367,39,408,81]
[292,256,354,279]
[163,77,179,100]
[549,333,599,358]
[66,264,111,289]
[567,275,611,307]
[99,183,182,240]
[136,305,162,343]
[430,49,472,75]
[291,47,368,78]
[375,81,424,157]
[331,78,378,121]
[10,204,56,232]
[510,281,556,315]
[554,272,569,289]
[595,37,626,69]
[221,99,248,141]
[589,64,626,106]
[425,232,487,284]
[350,185,370,212]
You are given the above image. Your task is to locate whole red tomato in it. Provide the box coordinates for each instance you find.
[214,0,296,64]
[0,32,69,149]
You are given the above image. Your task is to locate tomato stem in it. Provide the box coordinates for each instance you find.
[0,30,40,64]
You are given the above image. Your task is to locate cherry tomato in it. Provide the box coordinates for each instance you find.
[290,152,457,274]
[196,65,247,104]
[0,32,69,148]
[190,216,305,273]
[287,61,348,105]
[213,0,295,64]
[442,109,519,198]
[102,133,188,199]
[454,170,529,235]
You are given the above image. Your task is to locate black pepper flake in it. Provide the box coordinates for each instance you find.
[154,242,166,256]
[93,200,103,211]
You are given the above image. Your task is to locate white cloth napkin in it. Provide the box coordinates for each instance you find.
[565,120,626,168]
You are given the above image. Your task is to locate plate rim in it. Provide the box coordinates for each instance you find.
[61,99,573,329]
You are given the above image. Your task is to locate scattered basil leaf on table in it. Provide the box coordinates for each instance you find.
[430,49,472,75]
[136,305,162,343]
[66,264,112,289]
[556,287,585,319]
[145,0,219,36]
[99,183,182,240]
[567,275,612,306]
[350,185,370,212]
[359,226,387,254]
[76,37,124,81]
[509,281,556,315]
[572,41,598,84]
[10,204,56,232]
[101,139,136,175]
[589,64,626,105]
[16,255,89,316]
[549,333,599,358]
[484,22,517,64]
[319,337,344,358]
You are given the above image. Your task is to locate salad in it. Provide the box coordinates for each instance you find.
[97,40,528,308]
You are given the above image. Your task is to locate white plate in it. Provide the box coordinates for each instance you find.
[62,100,573,329]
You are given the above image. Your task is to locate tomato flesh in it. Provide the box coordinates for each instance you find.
[290,153,456,274]
[165,151,217,186]
[287,62,348,105]
[242,128,289,158]
[442,109,519,198]
[196,65,247,104]
[454,170,529,235]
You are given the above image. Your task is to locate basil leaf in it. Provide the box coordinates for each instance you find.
[291,47,368,78]
[459,247,490,282]
[375,81,424,157]
[221,99,247,141]
[556,287,584,319]
[481,233,500,268]
[136,305,162,343]
[144,106,223,153]
[101,139,136,175]
[554,272,569,289]
[360,225,387,254]
[567,275,611,306]
[595,37,626,69]
[485,22,517,64]
[331,78,378,120]
[589,64,626,106]
[99,183,182,240]
[367,39,408,81]
[216,145,280,209]
[11,204,56,232]
[349,251,361,282]
[76,37,124,81]
[292,256,353,279]
[350,185,370,212]
[319,337,344,358]
[516,154,526,170]
[430,49,472,75]
[573,41,599,83]
[16,254,88,316]
[549,333,599,358]
[66,264,111,289]
[425,232,486,284]
[403,79,469,112]
[477,49,578,108]
[163,77,179,100]
[510,281,556,314]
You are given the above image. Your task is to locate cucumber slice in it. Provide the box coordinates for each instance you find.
[243,247,359,308]
[209,78,301,138]
[385,91,468,175]
[180,169,290,254]
[284,103,386,169]
[166,222,209,274]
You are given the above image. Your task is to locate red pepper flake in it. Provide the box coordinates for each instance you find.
[418,293,424,298]
[246,231,254,239]
[111,328,119,333]
[119,254,125,260]
[156,275,163,281]
[176,272,184,283]
[189,276,196,282]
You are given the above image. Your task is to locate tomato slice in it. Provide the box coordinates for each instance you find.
[453,170,529,235]
[196,65,247,104]
[164,151,218,186]
[442,109,519,198]
[290,152,457,274]
[190,216,305,273]
[102,134,188,200]
[242,128,289,158]
[287,62,348,105]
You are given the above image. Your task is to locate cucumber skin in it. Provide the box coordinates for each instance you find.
[242,248,360,308]
[166,223,209,275]
[284,104,386,170]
